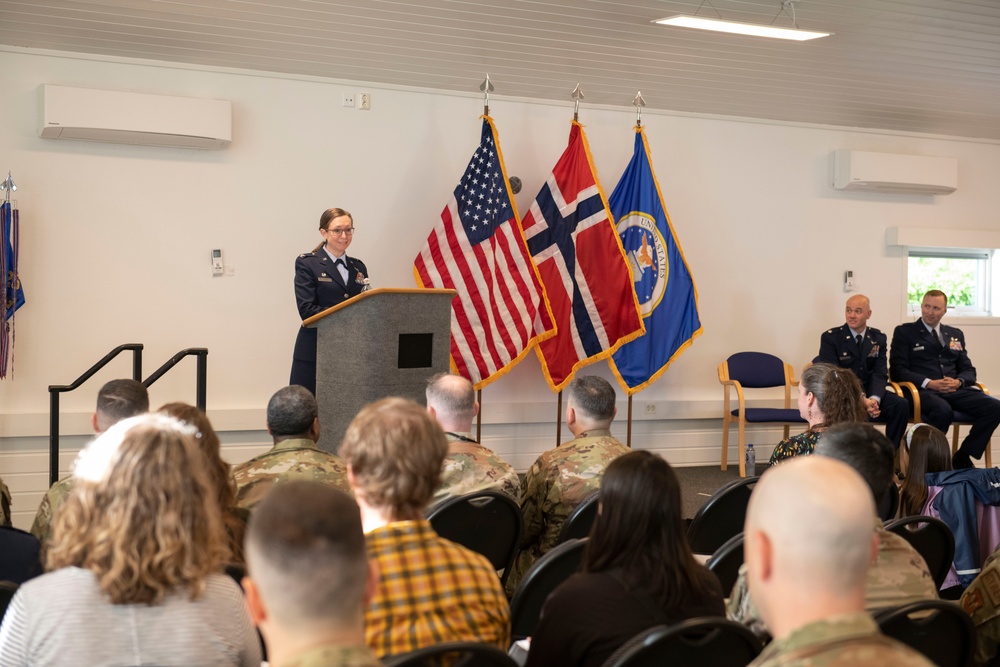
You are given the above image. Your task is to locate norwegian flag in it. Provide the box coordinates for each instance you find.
[414,117,555,389]
[523,122,644,392]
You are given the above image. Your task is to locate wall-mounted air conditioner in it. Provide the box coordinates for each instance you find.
[39,85,231,150]
[832,150,957,195]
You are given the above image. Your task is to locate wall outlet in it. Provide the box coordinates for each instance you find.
[359,92,371,111]
[342,93,355,107]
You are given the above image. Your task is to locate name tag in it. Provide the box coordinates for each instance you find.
[318,277,333,282]
[913,345,924,351]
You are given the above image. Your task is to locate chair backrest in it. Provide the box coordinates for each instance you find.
[427,491,523,586]
[509,538,588,640]
[0,580,18,624]
[687,477,759,555]
[0,526,42,584]
[383,641,518,667]
[705,532,745,595]
[877,483,900,523]
[602,617,762,667]
[883,516,955,589]
[557,491,599,545]
[725,352,788,388]
[874,599,976,667]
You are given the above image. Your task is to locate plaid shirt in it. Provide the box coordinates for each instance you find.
[364,519,510,658]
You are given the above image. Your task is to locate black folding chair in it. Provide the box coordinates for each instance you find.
[384,641,518,667]
[427,491,523,587]
[878,483,900,522]
[0,525,42,584]
[557,491,599,544]
[0,580,18,624]
[509,538,588,640]
[883,515,955,589]
[687,477,758,555]
[705,532,744,595]
[874,599,976,667]
[602,617,762,667]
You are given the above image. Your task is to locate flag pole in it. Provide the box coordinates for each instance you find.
[571,84,584,122]
[480,74,494,117]
[476,388,482,442]
[633,91,646,128]
[627,394,633,447]
[556,390,562,446]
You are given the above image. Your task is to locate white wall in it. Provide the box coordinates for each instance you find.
[2,47,1000,528]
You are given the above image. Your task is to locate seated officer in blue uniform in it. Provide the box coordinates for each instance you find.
[289,207,369,396]
[890,289,1000,469]
[816,294,909,450]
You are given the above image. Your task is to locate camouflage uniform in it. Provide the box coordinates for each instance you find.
[0,476,11,527]
[30,476,74,549]
[429,433,520,509]
[729,519,938,640]
[231,438,350,510]
[274,644,379,667]
[505,429,629,595]
[961,544,1000,666]
[748,612,935,667]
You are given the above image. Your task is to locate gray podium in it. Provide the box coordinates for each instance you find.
[303,287,457,453]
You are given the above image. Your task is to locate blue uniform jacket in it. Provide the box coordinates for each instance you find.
[815,323,889,399]
[890,319,977,387]
[290,250,368,385]
[926,468,1000,587]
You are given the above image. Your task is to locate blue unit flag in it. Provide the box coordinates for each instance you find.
[609,127,702,395]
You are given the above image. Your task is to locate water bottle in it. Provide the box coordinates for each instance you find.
[745,444,756,477]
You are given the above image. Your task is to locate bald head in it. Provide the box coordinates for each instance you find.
[425,373,477,432]
[745,456,877,638]
[845,294,872,332]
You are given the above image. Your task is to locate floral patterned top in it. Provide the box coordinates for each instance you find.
[768,430,822,466]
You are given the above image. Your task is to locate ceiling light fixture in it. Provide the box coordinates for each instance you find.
[653,0,831,41]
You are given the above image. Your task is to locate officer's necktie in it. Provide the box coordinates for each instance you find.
[334,258,347,283]
[935,329,945,348]
[855,334,863,353]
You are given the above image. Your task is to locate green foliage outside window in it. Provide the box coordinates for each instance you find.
[907,256,977,306]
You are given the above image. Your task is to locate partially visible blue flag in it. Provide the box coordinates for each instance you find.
[609,127,702,395]
[1,200,24,379]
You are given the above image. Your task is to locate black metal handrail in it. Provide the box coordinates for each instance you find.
[47,346,209,487]
[142,348,208,410]
[48,344,143,486]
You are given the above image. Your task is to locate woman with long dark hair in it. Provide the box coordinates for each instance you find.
[524,450,724,667]
[899,423,952,517]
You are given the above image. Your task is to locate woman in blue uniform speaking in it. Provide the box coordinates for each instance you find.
[289,207,369,396]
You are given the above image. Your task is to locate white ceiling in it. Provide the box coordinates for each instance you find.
[2,0,1000,140]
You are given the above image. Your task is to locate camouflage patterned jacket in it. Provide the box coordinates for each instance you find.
[728,519,938,640]
[505,429,629,595]
[748,612,934,667]
[273,644,380,667]
[0,476,11,527]
[30,476,74,549]
[429,434,520,509]
[231,438,350,510]
[961,545,1000,666]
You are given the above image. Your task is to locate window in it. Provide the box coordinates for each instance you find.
[907,248,992,316]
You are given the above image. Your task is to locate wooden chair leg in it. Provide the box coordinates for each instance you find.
[737,420,746,478]
[721,416,730,471]
[952,425,960,457]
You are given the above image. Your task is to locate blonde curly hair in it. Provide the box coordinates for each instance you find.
[47,414,229,604]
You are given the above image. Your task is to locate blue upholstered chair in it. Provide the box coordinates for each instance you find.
[718,352,807,477]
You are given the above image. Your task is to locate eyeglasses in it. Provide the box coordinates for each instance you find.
[325,227,355,236]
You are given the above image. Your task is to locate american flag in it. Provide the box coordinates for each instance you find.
[523,122,644,392]
[414,117,555,389]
